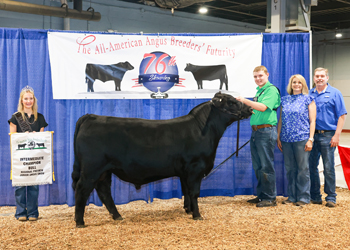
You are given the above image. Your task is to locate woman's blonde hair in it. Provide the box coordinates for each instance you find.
[286,74,309,95]
[17,87,38,121]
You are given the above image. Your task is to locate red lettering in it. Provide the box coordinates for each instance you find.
[76,35,96,53]
[143,53,157,74]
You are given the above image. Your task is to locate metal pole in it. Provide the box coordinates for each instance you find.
[60,0,70,30]
[73,0,82,12]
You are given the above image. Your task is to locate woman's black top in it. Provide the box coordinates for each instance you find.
[8,112,48,132]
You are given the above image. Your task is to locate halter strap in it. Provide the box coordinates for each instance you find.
[211,100,243,119]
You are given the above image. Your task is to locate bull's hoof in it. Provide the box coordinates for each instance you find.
[113,215,123,221]
[184,208,192,214]
[193,216,203,220]
[76,224,86,228]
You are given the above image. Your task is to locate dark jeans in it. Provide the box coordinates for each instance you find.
[281,140,311,203]
[250,126,277,201]
[309,131,336,203]
[14,185,39,219]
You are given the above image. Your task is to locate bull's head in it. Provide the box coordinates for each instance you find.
[211,92,253,120]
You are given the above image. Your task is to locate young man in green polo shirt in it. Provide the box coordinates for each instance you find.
[236,66,281,207]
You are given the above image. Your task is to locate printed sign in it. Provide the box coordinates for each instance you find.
[48,32,262,99]
[10,132,53,186]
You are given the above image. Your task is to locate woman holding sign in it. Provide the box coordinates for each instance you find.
[8,86,48,221]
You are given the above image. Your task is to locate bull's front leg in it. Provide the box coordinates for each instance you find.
[74,179,95,228]
[187,181,203,220]
[114,79,121,91]
[186,162,205,220]
[180,177,191,214]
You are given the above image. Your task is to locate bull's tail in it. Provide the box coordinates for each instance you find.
[72,114,90,191]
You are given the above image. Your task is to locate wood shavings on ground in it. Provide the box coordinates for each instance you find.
[1,187,350,249]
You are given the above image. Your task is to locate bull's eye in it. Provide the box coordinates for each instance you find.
[228,102,233,106]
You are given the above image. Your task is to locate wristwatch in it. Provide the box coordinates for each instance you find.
[308,138,314,142]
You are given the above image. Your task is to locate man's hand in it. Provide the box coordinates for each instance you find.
[236,96,245,103]
[330,134,340,147]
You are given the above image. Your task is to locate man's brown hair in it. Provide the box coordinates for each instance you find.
[253,66,268,74]
[314,67,329,76]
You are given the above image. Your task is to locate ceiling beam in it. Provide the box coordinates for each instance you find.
[207,4,266,19]
[0,0,101,21]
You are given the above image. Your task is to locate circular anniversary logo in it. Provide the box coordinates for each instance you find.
[138,51,179,98]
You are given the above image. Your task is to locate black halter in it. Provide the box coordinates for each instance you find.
[211,99,243,119]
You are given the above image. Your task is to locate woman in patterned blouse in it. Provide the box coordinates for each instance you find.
[277,74,316,206]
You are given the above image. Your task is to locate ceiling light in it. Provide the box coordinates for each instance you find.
[335,33,342,38]
[199,6,208,14]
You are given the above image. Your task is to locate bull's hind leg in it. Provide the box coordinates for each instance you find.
[74,178,95,228]
[95,172,123,221]
[180,177,192,214]
[197,80,203,89]
[86,78,94,92]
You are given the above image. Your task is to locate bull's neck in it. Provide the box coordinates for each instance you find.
[191,103,230,138]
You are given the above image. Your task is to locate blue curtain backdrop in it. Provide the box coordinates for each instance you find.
[0,28,310,207]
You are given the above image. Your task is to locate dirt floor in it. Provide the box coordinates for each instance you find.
[1,188,350,250]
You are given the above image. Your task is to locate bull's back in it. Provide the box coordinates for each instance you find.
[77,115,204,154]
[75,115,214,183]
[85,64,125,82]
[192,65,226,80]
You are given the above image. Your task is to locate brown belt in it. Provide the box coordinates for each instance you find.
[252,124,273,131]
[315,130,334,134]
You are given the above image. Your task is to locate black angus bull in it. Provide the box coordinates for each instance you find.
[72,92,253,227]
[85,61,134,92]
[184,63,228,90]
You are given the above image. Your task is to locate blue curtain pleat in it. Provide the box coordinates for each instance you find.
[0,28,309,206]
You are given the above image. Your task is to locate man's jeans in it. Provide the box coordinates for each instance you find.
[14,185,39,219]
[281,140,310,203]
[250,126,277,201]
[309,131,337,203]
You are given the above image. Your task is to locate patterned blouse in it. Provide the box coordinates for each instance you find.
[280,94,314,142]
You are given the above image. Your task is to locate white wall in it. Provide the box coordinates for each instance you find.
[312,29,350,130]
[0,0,264,33]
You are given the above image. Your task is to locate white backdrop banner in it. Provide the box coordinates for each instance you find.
[10,132,53,186]
[48,32,262,99]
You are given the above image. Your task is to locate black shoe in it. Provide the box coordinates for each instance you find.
[325,201,336,208]
[311,200,322,205]
[256,200,277,207]
[247,197,261,204]
[282,199,293,204]
[295,201,307,206]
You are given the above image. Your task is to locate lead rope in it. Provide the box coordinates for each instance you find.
[203,139,250,179]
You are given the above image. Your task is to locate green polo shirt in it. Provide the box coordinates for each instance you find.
[250,81,281,126]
